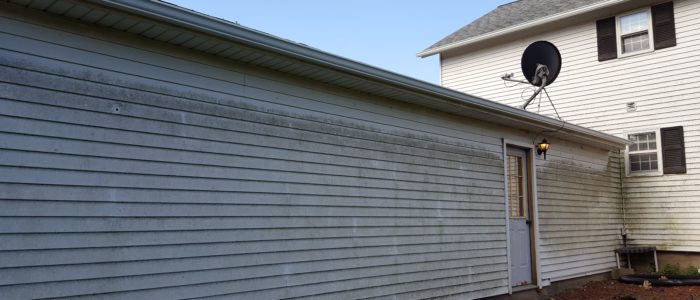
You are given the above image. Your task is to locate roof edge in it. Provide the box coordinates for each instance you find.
[88,0,630,150]
[417,0,627,58]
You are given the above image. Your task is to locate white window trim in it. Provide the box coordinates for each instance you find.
[624,128,663,176]
[615,7,655,58]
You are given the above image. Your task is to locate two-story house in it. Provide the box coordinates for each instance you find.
[420,0,697,280]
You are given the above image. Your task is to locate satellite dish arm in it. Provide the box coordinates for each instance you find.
[521,75,547,109]
[521,64,550,109]
[501,73,529,84]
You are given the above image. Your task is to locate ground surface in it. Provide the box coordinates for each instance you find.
[551,280,700,300]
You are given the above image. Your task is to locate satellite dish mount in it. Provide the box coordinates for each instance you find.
[502,41,561,110]
[531,63,549,86]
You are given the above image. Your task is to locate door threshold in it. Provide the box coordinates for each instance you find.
[511,284,537,293]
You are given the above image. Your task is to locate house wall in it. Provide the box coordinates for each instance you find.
[440,0,700,253]
[534,142,623,284]
[0,5,620,299]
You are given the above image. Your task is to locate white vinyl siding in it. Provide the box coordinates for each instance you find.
[0,2,625,298]
[0,17,507,299]
[535,144,623,283]
[441,0,700,253]
[0,5,517,299]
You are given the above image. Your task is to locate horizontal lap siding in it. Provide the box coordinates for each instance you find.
[442,0,700,254]
[0,8,510,300]
[536,143,623,282]
[443,24,628,281]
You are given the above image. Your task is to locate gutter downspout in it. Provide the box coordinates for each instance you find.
[618,150,628,246]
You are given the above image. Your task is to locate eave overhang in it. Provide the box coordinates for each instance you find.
[8,0,632,150]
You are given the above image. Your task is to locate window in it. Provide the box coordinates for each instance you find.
[627,131,660,173]
[507,155,525,218]
[626,126,687,176]
[596,2,676,62]
[618,10,652,55]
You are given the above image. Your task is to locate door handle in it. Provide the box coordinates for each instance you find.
[526,220,532,225]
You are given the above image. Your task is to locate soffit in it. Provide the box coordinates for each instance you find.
[6,0,631,150]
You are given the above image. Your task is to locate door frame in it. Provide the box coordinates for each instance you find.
[503,139,542,293]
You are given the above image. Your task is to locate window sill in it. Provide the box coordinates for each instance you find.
[618,48,654,59]
[626,171,663,177]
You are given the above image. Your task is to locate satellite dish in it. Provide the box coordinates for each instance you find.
[519,41,562,109]
[521,41,561,86]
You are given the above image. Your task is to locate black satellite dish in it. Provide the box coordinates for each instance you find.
[519,41,561,109]
[521,41,561,86]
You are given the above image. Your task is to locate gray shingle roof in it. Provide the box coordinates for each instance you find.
[422,0,606,53]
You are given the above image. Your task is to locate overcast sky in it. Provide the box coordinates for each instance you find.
[166,0,511,84]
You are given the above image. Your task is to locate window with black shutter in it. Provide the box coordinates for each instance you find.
[595,1,676,61]
[661,126,686,174]
[626,127,687,176]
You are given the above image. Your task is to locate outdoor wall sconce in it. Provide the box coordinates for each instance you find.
[537,138,550,160]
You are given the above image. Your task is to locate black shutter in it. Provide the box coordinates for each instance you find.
[661,126,686,174]
[652,1,676,50]
[596,17,617,61]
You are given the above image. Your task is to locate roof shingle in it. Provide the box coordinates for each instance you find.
[422,0,605,53]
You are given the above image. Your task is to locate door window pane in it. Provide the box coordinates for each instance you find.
[507,155,525,218]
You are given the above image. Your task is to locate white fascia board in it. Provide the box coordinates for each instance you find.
[90,0,631,150]
[417,0,628,58]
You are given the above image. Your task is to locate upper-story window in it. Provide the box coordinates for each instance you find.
[596,1,676,62]
[618,10,652,55]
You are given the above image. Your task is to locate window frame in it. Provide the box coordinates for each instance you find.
[615,7,655,58]
[625,128,664,176]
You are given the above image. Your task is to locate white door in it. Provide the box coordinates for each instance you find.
[507,147,533,287]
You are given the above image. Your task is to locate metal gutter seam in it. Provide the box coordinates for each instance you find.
[417,0,627,58]
[90,0,630,149]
